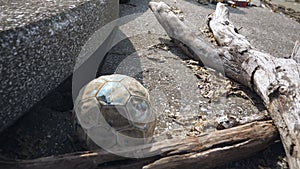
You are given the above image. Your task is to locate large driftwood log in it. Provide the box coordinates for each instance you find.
[149,2,300,168]
[0,121,277,169]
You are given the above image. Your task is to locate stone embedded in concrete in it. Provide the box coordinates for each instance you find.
[0,0,119,132]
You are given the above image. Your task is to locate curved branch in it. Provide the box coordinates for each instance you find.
[149,2,300,168]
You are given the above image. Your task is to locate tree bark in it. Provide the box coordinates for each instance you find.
[0,121,277,169]
[149,2,300,168]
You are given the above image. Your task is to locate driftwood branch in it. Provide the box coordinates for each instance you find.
[148,2,224,73]
[0,121,277,169]
[291,40,300,63]
[149,2,300,168]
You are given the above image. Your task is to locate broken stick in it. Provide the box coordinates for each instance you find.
[0,121,277,169]
[149,2,300,169]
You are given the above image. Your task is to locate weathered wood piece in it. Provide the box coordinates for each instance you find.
[149,2,300,168]
[291,40,300,63]
[148,2,224,73]
[0,121,277,169]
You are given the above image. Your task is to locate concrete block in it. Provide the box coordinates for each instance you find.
[0,0,119,132]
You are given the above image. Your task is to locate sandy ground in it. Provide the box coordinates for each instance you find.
[272,0,300,11]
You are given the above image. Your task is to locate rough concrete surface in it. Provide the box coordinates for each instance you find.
[0,0,119,132]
